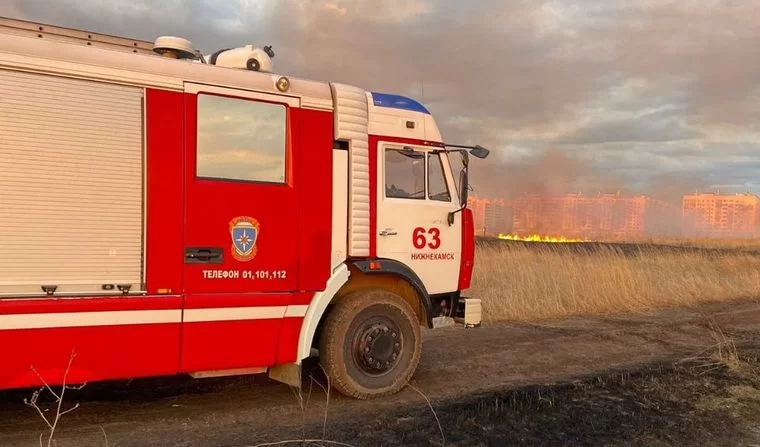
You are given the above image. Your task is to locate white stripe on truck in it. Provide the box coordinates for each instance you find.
[0,305,309,330]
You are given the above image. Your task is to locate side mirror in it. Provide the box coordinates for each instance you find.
[469,145,490,159]
[459,168,469,206]
[440,143,489,160]
[447,168,470,226]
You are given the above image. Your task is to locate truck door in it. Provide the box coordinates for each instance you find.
[180,83,300,372]
[375,142,463,295]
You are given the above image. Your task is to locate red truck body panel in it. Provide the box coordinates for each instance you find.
[0,87,334,389]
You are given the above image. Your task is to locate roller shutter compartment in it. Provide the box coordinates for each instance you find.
[0,69,144,297]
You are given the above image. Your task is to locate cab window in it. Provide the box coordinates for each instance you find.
[385,149,425,199]
[427,152,451,202]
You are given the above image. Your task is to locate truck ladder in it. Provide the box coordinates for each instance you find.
[0,16,155,55]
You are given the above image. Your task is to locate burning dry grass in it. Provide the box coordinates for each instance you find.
[470,242,760,321]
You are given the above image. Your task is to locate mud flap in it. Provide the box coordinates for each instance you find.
[432,316,456,328]
[268,363,302,388]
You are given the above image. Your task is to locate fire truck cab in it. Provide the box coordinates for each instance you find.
[0,17,488,399]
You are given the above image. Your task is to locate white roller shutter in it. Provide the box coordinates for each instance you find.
[330,83,369,257]
[0,69,144,297]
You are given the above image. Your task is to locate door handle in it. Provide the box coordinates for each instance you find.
[379,229,398,236]
[185,247,223,264]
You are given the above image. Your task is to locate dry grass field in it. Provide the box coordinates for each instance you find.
[469,241,760,321]
[631,237,760,250]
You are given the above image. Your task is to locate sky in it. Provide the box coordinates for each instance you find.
[2,0,759,202]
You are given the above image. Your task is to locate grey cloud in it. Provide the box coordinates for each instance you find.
[0,2,24,18]
[557,109,705,145]
[609,1,760,130]
[4,0,760,199]
[11,1,757,133]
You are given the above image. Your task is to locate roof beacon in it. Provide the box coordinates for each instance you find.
[152,36,198,60]
[208,44,275,72]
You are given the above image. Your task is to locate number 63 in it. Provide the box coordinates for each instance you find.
[413,227,441,249]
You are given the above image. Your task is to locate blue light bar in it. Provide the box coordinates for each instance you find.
[371,92,430,114]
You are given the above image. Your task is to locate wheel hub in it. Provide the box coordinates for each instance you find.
[355,322,402,374]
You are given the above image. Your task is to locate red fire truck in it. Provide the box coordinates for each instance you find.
[0,17,488,399]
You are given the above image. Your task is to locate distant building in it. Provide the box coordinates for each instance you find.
[682,192,760,238]
[468,196,512,236]
[644,198,682,237]
[512,194,567,236]
[511,193,680,240]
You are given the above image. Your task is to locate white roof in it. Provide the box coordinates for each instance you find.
[0,26,333,111]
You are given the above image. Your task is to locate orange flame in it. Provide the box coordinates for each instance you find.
[498,233,584,243]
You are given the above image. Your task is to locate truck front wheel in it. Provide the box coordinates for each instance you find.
[319,288,422,400]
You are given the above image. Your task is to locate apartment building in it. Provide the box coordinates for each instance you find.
[682,192,760,237]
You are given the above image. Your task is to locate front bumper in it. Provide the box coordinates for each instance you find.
[431,295,482,328]
[456,295,482,328]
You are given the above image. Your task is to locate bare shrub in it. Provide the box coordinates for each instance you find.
[24,349,86,447]
[408,384,445,446]
[252,366,354,447]
[704,317,742,371]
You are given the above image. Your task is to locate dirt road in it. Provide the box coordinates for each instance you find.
[1,299,759,447]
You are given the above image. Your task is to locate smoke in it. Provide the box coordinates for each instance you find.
[468,149,636,201]
[645,172,707,206]
[465,145,753,238]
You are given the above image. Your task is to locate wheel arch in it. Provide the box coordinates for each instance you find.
[295,264,351,364]
[294,260,432,364]
[346,259,433,328]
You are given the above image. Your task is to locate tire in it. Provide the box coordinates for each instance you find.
[318,288,422,400]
